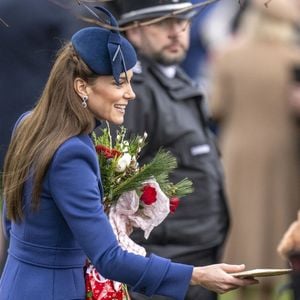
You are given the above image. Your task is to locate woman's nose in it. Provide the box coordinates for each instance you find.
[124,85,136,100]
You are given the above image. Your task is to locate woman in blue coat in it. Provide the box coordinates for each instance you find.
[0,7,257,300]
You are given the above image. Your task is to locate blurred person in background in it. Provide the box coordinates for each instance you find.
[181,0,243,89]
[208,0,300,299]
[180,0,218,84]
[181,0,246,136]
[0,0,84,275]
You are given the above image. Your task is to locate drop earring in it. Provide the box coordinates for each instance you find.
[82,95,88,108]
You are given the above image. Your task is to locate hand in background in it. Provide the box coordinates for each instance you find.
[277,211,300,270]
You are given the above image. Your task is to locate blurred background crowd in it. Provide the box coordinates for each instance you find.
[1,0,300,299]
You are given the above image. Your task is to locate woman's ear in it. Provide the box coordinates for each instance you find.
[74,77,88,98]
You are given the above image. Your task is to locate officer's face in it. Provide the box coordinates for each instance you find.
[132,18,190,66]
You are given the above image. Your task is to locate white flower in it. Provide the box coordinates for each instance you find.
[116,160,126,173]
[122,153,131,164]
[116,153,132,173]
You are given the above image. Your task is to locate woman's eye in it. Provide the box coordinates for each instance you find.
[114,81,124,87]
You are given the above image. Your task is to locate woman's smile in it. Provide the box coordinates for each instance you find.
[114,103,127,114]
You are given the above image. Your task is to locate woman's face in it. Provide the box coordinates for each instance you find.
[86,70,135,125]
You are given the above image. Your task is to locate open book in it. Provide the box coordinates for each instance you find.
[231,268,292,278]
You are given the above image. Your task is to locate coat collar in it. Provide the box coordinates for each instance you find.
[134,55,204,101]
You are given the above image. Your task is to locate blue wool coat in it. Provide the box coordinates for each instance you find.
[0,130,192,299]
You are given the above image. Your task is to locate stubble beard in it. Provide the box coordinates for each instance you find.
[152,49,187,66]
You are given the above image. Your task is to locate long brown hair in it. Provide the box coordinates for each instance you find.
[3,43,98,221]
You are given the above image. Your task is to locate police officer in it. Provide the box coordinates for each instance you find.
[112,1,230,299]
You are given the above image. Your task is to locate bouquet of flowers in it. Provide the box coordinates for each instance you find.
[85,123,193,300]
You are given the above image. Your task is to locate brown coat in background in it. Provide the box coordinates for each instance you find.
[210,40,300,272]
[209,2,300,288]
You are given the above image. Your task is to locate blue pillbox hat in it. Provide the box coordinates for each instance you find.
[71,6,137,83]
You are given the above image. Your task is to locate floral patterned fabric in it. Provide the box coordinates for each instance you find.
[85,262,130,300]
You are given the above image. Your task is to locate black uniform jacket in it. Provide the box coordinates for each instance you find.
[122,56,230,258]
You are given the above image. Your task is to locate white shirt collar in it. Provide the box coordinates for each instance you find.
[157,64,177,79]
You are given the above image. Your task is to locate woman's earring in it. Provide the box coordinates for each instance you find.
[82,95,88,108]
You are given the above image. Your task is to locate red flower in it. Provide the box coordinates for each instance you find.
[95,145,121,159]
[169,197,180,213]
[140,185,157,205]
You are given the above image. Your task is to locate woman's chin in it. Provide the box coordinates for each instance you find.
[109,117,124,126]
[97,114,124,125]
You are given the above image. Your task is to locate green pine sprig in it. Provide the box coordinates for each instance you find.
[111,149,177,201]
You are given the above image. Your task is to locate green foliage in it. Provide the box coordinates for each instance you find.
[93,124,193,207]
[115,150,188,198]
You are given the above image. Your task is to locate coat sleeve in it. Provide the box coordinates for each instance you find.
[48,137,192,299]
